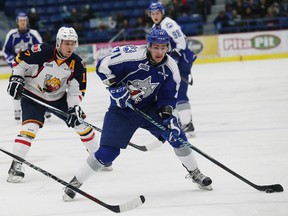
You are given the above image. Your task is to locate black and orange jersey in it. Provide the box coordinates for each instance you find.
[13,43,87,107]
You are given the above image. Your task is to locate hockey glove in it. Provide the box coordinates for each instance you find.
[161,115,181,143]
[66,105,85,128]
[108,83,130,109]
[7,75,25,100]
[171,49,181,63]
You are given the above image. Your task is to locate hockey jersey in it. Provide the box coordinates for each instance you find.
[153,17,194,62]
[96,45,181,110]
[12,43,86,107]
[3,28,42,67]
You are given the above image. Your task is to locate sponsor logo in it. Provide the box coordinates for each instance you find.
[187,39,203,54]
[224,35,281,50]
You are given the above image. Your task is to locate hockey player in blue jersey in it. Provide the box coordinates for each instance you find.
[6,27,110,183]
[148,2,196,137]
[62,28,212,201]
[3,12,51,121]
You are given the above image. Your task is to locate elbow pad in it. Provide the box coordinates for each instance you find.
[158,105,173,120]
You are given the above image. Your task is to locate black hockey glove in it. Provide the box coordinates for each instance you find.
[171,49,181,63]
[108,83,131,109]
[66,105,85,128]
[7,75,25,100]
[161,115,181,143]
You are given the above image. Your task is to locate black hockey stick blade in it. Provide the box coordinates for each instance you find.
[128,140,164,152]
[127,103,284,193]
[255,184,284,193]
[0,147,145,213]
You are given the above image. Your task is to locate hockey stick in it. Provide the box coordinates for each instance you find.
[128,139,164,152]
[127,103,284,193]
[21,93,143,151]
[0,147,145,213]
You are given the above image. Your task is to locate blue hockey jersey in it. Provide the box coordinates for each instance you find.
[3,28,42,67]
[96,45,181,110]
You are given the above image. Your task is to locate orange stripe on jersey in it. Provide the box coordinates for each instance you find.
[22,119,44,128]
[81,132,95,142]
[15,53,22,63]
[15,139,31,147]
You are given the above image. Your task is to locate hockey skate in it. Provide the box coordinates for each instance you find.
[63,176,82,201]
[14,110,21,121]
[182,122,195,138]
[185,168,212,190]
[7,160,25,183]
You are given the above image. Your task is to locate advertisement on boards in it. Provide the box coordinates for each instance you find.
[218,30,288,57]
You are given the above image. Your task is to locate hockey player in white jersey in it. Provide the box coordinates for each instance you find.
[6,27,110,183]
[62,28,212,201]
[148,2,197,137]
[3,12,51,121]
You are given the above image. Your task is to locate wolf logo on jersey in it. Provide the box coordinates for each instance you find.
[128,77,159,99]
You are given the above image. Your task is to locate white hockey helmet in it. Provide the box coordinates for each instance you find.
[56,27,78,48]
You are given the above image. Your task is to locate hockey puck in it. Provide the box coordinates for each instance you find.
[265,189,275,193]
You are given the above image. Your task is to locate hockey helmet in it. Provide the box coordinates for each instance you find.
[147,28,170,46]
[16,12,28,23]
[56,27,78,48]
[148,2,165,16]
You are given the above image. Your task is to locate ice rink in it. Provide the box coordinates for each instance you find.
[0,59,287,216]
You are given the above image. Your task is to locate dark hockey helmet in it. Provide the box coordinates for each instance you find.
[147,28,170,46]
[148,2,165,16]
[15,12,29,23]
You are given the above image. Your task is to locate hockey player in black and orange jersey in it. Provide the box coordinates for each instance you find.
[6,27,111,183]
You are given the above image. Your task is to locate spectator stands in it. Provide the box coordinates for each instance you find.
[1,0,288,45]
[2,0,205,44]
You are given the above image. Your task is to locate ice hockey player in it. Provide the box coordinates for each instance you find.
[148,2,197,137]
[3,12,51,121]
[6,26,111,183]
[62,28,212,201]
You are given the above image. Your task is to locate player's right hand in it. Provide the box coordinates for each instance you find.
[7,75,25,100]
[66,105,85,128]
[108,83,131,109]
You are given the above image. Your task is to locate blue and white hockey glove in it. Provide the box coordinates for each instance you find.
[108,83,130,109]
[161,115,181,142]
[7,75,25,100]
[66,105,85,128]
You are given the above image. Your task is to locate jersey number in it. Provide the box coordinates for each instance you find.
[172,30,182,39]
[110,47,121,59]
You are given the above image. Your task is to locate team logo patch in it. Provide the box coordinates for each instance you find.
[31,44,41,53]
[38,74,63,93]
[138,63,149,71]
[123,45,137,53]
[127,76,159,100]
[44,63,53,68]
[166,22,173,29]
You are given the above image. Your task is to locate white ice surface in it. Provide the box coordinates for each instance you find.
[0,59,287,216]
